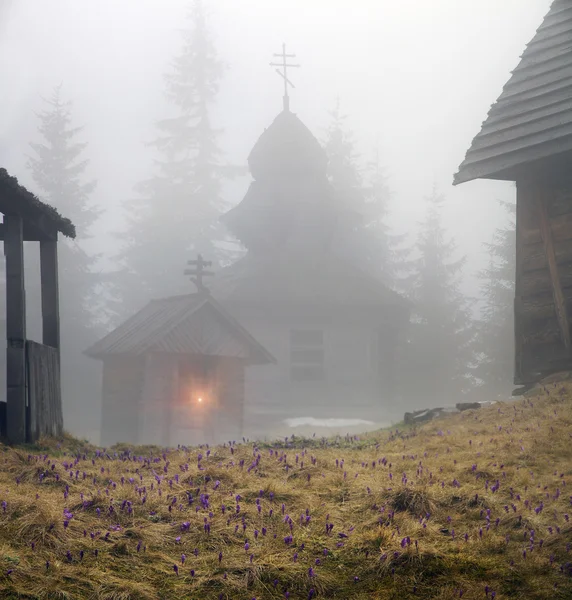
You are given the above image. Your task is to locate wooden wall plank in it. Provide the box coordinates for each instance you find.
[26,341,63,442]
[4,215,27,444]
[520,263,572,297]
[521,213,572,245]
[538,188,572,350]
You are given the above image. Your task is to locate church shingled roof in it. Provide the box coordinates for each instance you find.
[248,110,328,180]
[211,252,411,311]
[454,0,572,185]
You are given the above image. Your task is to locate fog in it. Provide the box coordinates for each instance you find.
[0,1,551,444]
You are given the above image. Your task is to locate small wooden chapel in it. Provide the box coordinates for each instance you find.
[85,256,275,447]
[211,46,411,428]
[455,0,572,391]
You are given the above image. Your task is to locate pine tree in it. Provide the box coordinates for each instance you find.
[472,200,516,399]
[322,100,410,290]
[323,99,364,209]
[114,0,232,320]
[401,188,476,408]
[26,84,104,438]
[362,151,412,291]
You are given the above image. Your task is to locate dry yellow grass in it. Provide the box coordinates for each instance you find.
[1,384,572,599]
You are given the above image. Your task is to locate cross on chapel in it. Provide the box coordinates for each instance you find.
[184,254,214,294]
[270,43,300,112]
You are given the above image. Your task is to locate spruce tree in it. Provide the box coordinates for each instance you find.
[362,151,412,291]
[322,100,410,290]
[26,84,103,438]
[114,0,231,320]
[472,200,516,399]
[401,188,476,408]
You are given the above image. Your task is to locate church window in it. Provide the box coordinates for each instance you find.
[290,330,324,382]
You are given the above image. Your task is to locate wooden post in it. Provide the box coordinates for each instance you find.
[40,238,60,350]
[537,189,572,351]
[4,215,27,444]
[514,183,525,385]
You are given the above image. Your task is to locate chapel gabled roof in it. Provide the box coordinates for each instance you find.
[84,293,275,364]
[248,109,328,180]
[454,1,572,185]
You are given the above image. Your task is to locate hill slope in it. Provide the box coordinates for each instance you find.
[1,385,572,599]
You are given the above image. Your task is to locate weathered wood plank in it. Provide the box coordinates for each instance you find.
[520,283,572,319]
[25,341,62,442]
[538,189,572,350]
[521,239,572,271]
[521,213,572,246]
[520,263,572,296]
[521,339,572,374]
[0,223,54,242]
[40,239,60,350]
[521,322,561,346]
[549,188,572,218]
[4,215,27,444]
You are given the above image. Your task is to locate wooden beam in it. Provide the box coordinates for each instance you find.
[0,220,57,242]
[4,215,27,444]
[514,183,526,385]
[40,238,60,349]
[537,188,572,351]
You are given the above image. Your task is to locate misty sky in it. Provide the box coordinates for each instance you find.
[0,0,552,301]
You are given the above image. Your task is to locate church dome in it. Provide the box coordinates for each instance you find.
[248,110,328,180]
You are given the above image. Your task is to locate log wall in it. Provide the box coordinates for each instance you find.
[100,356,145,446]
[515,183,572,384]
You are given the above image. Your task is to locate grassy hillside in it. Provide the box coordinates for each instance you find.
[1,385,572,599]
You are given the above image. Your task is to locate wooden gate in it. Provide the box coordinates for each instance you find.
[26,340,63,442]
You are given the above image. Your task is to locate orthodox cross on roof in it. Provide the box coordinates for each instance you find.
[184,254,214,294]
[270,43,300,112]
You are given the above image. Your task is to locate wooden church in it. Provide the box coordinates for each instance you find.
[455,0,572,391]
[86,257,275,447]
[211,48,411,429]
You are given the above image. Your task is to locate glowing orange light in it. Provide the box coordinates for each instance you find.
[197,397,203,403]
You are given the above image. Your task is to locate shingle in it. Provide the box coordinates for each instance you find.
[84,293,275,364]
[210,252,410,310]
[454,1,572,185]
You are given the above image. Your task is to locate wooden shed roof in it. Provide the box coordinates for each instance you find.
[0,168,76,238]
[84,293,275,364]
[454,1,572,185]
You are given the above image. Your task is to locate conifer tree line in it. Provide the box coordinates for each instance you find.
[10,0,517,433]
